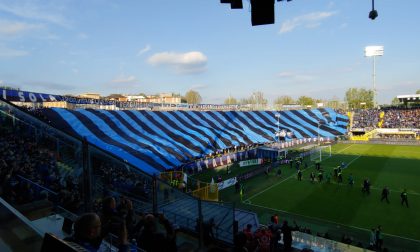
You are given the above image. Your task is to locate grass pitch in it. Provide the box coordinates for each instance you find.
[220,143,420,243]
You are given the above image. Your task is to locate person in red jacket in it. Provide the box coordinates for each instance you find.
[255,227,272,252]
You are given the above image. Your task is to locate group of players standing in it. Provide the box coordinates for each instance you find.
[286,157,410,208]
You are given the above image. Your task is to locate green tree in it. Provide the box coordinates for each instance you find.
[416,89,420,94]
[345,88,374,109]
[391,97,401,105]
[325,96,341,109]
[240,98,252,105]
[224,96,238,105]
[274,95,294,106]
[297,96,315,107]
[184,90,202,104]
[239,92,267,109]
[251,91,267,106]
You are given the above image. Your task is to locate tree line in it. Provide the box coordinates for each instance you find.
[173,88,420,108]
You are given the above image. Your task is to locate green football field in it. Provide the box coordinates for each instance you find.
[219,143,420,243]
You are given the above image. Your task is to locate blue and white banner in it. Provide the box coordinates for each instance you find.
[1,88,63,102]
[183,149,258,171]
[217,177,237,190]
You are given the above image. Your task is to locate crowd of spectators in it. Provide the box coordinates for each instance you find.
[0,126,82,210]
[94,162,152,202]
[67,196,177,252]
[234,216,305,252]
[382,108,420,129]
[18,105,52,124]
[352,109,380,129]
[0,120,179,251]
[352,108,420,130]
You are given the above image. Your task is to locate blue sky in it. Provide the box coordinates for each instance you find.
[0,0,419,104]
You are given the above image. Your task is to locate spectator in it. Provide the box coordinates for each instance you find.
[65,212,129,252]
[203,217,216,246]
[233,232,248,252]
[137,213,177,252]
[281,221,299,251]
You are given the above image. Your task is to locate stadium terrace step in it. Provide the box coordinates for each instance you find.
[157,197,260,244]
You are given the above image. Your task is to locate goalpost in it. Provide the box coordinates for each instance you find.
[310,145,332,162]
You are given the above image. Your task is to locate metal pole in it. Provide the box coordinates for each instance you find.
[152,175,157,215]
[373,56,376,108]
[317,122,320,146]
[82,137,92,212]
[277,114,280,143]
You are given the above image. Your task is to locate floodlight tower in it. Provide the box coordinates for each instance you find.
[364,46,384,108]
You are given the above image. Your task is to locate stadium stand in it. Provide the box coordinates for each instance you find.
[351,108,420,130]
[12,93,412,252]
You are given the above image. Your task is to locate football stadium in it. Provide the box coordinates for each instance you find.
[1,1,420,252]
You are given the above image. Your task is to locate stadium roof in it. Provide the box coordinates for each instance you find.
[397,94,420,102]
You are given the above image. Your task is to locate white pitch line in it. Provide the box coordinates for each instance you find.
[335,143,355,154]
[346,155,361,166]
[246,144,356,202]
[244,201,420,243]
[246,172,296,201]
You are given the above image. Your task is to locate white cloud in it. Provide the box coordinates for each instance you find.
[148,51,208,74]
[111,75,138,84]
[279,11,337,34]
[71,68,79,74]
[0,1,70,27]
[0,44,28,58]
[137,44,151,56]
[0,20,43,35]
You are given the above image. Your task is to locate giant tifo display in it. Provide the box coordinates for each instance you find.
[42,107,348,174]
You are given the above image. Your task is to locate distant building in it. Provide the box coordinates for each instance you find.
[126,95,145,102]
[78,93,101,99]
[107,94,128,102]
[126,93,181,104]
[160,93,181,104]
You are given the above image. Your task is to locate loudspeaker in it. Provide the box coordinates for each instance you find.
[231,0,243,9]
[369,10,378,20]
[251,0,275,26]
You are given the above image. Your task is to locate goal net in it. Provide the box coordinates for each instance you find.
[310,145,332,162]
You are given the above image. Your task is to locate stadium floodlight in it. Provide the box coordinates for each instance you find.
[220,0,243,9]
[365,46,384,108]
[369,0,378,20]
[251,0,275,26]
